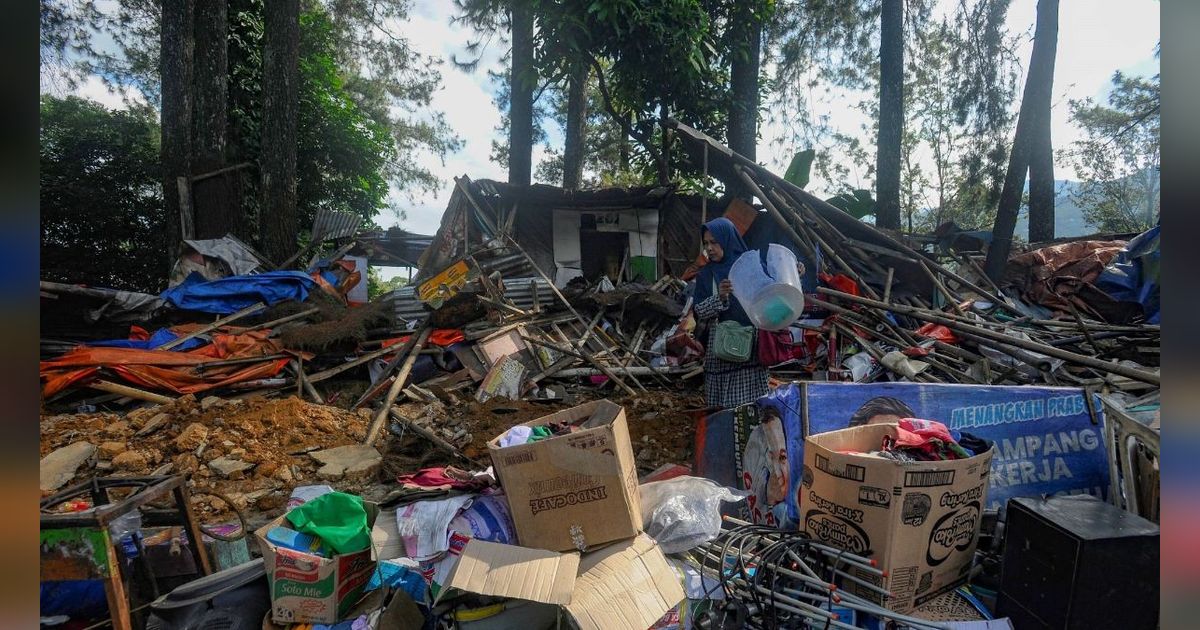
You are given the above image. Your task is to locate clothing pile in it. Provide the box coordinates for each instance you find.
[853,418,991,463]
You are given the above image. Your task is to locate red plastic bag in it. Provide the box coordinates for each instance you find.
[819,272,860,297]
[915,323,959,344]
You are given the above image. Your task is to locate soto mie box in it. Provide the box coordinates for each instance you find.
[800,424,993,613]
[487,399,641,552]
[254,502,380,625]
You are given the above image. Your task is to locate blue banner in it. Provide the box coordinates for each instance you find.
[801,382,1110,513]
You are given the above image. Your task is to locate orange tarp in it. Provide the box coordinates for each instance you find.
[40,330,292,397]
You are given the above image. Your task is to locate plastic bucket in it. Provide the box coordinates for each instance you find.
[729,244,805,331]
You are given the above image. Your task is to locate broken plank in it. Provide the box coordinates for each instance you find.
[86,380,174,405]
[365,328,433,446]
[155,302,266,350]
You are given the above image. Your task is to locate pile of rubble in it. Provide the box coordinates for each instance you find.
[40,394,381,518]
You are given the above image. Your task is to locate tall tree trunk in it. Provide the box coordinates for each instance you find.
[562,62,588,190]
[619,112,631,172]
[191,0,241,241]
[161,0,194,272]
[657,103,671,184]
[1026,0,1060,243]
[985,0,1060,278]
[727,3,761,161]
[508,2,534,187]
[875,0,903,230]
[259,0,300,264]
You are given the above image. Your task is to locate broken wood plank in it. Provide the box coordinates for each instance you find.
[365,328,433,446]
[307,335,416,384]
[155,302,266,350]
[290,360,324,404]
[86,380,173,404]
[388,408,482,467]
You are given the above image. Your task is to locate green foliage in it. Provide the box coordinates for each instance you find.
[783,149,815,188]
[825,189,876,219]
[1064,71,1160,233]
[40,95,166,292]
[529,0,736,178]
[41,0,460,230]
[367,267,410,300]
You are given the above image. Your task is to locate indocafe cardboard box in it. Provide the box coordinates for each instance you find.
[487,399,641,552]
[800,423,993,613]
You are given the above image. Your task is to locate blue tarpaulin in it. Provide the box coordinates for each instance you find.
[1096,225,1160,324]
[160,271,315,314]
[89,327,206,351]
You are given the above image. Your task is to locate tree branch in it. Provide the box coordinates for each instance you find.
[587,54,659,164]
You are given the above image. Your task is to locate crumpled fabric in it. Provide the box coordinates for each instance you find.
[1004,239,1141,323]
[395,467,493,491]
[87,325,206,351]
[881,418,973,461]
[497,425,532,448]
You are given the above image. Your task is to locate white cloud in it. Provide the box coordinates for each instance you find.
[383,4,509,237]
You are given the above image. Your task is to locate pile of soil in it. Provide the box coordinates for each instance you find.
[40,394,374,522]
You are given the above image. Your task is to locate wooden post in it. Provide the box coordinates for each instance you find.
[86,381,174,405]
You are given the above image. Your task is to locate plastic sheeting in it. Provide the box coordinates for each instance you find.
[1096,225,1160,324]
[88,325,206,352]
[160,271,315,314]
[40,330,290,397]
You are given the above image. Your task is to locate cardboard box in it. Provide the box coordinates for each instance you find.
[800,424,993,613]
[254,502,380,625]
[440,533,685,630]
[487,399,641,552]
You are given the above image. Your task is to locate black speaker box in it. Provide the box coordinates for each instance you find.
[997,496,1158,629]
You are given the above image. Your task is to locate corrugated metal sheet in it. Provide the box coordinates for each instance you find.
[387,276,555,323]
[312,209,364,242]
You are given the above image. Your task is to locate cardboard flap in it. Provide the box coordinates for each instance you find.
[565,534,686,630]
[486,399,622,448]
[441,539,580,605]
[807,423,898,452]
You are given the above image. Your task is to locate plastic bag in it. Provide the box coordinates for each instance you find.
[639,476,747,554]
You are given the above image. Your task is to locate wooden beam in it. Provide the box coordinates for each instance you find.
[86,380,174,404]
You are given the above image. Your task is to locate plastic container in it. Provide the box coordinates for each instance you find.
[265,526,331,558]
[729,244,806,330]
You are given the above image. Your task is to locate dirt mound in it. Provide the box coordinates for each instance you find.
[40,395,373,522]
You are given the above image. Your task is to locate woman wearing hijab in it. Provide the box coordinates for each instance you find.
[693,217,769,409]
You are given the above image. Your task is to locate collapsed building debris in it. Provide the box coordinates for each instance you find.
[38,123,1161,630]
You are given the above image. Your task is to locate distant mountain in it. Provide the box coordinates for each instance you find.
[1014,170,1159,240]
[1014,180,1091,240]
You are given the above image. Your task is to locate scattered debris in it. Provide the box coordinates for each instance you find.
[39,441,96,492]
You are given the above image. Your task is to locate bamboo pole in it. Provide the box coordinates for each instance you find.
[388,409,481,467]
[155,302,266,350]
[365,328,432,446]
[86,380,174,404]
[818,288,1161,385]
[247,307,321,332]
